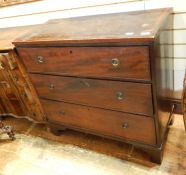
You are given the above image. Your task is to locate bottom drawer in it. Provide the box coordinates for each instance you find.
[42,99,156,145]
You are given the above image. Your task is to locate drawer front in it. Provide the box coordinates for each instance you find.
[30,74,153,116]
[18,47,150,81]
[0,52,45,121]
[42,99,156,145]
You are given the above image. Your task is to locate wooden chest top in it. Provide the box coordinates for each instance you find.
[13,8,172,46]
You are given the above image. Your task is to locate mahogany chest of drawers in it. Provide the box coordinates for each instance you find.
[14,8,174,163]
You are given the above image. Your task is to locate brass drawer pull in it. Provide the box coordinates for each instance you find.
[122,123,129,129]
[48,84,55,90]
[0,61,4,70]
[116,92,123,100]
[37,56,44,64]
[59,110,65,115]
[111,58,120,67]
[80,79,90,87]
[8,59,17,70]
[9,62,17,70]
[12,75,18,82]
[22,92,27,98]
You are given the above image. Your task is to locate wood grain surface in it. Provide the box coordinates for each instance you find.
[18,46,150,81]
[13,8,174,163]
[13,8,172,46]
[0,51,45,121]
[42,99,156,145]
[30,74,153,116]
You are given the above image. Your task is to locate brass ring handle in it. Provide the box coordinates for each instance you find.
[48,84,55,90]
[37,56,44,64]
[59,110,65,115]
[12,75,18,82]
[0,53,17,70]
[80,79,90,87]
[122,123,129,129]
[111,58,120,67]
[116,92,123,100]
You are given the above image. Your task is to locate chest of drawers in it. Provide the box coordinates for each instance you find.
[0,26,45,121]
[14,8,174,163]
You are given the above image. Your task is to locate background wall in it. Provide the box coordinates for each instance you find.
[0,0,185,99]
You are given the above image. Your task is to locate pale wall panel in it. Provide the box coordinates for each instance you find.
[174,59,186,70]
[145,0,186,13]
[174,45,186,58]
[69,1,144,18]
[144,0,172,10]
[160,45,186,59]
[174,30,186,44]
[0,1,144,28]
[160,30,186,44]
[174,70,185,96]
[0,0,140,19]
[171,0,186,13]
[0,10,71,28]
[174,13,186,29]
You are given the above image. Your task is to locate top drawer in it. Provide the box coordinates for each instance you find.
[17,46,150,81]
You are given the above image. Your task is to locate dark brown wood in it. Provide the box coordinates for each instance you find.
[0,51,45,122]
[18,46,150,81]
[168,98,182,114]
[0,25,46,122]
[0,53,24,116]
[49,123,67,136]
[0,100,6,114]
[30,74,153,116]
[42,99,156,145]
[13,8,172,46]
[11,51,46,122]
[144,146,163,164]
[14,8,174,164]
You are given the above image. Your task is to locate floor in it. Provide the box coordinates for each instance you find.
[0,114,185,175]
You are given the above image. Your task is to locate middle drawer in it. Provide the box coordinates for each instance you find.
[30,74,153,116]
